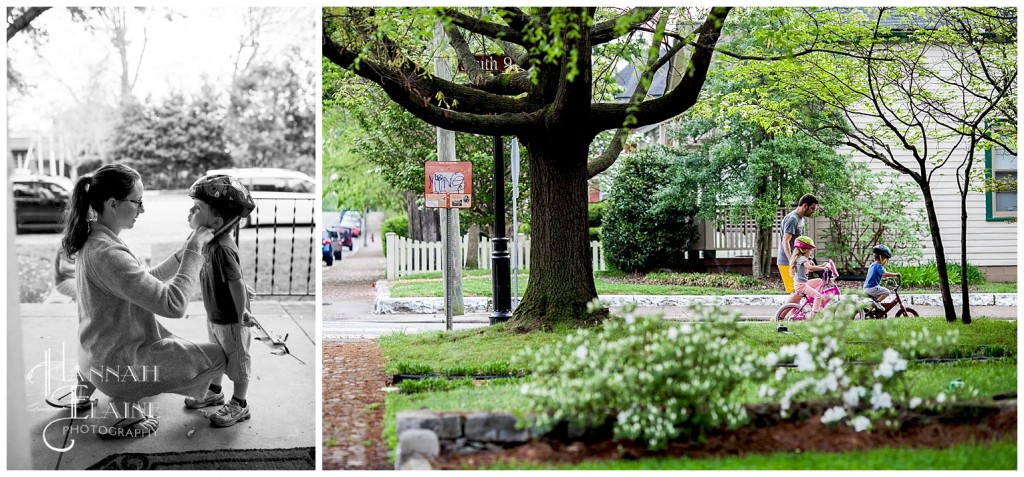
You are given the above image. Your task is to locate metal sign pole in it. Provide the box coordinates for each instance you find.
[445,205,453,331]
[511,138,520,308]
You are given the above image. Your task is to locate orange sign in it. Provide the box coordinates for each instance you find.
[425,161,473,209]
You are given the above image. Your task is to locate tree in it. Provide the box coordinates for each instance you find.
[110,90,232,188]
[322,106,405,215]
[658,73,851,278]
[323,7,733,329]
[715,7,1016,323]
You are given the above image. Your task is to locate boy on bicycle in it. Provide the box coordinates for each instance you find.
[864,245,901,309]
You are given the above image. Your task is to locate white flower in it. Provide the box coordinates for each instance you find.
[624,315,635,325]
[667,326,679,340]
[679,323,693,334]
[794,350,815,371]
[874,362,894,379]
[850,415,872,432]
[821,406,847,424]
[827,357,844,370]
[936,392,946,403]
[843,386,866,407]
[758,384,770,398]
[764,352,779,367]
[617,411,630,424]
[520,383,530,394]
[822,373,839,392]
[909,397,922,409]
[775,367,788,381]
[574,345,588,360]
[870,390,892,410]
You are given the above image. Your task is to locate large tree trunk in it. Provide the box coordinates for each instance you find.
[507,136,599,331]
[465,222,480,270]
[752,225,772,278]
[405,190,440,242]
[919,181,959,322]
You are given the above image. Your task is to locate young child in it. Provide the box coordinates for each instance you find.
[791,236,827,320]
[183,174,257,427]
[864,244,900,309]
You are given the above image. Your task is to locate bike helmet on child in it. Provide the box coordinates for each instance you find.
[189,174,256,218]
[793,236,815,250]
[872,244,892,259]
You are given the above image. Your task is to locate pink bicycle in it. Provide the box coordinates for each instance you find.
[774,260,861,321]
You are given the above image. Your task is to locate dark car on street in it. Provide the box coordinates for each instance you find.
[322,229,336,266]
[327,225,354,259]
[13,175,73,233]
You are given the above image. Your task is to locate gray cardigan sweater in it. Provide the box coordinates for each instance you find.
[77,223,214,401]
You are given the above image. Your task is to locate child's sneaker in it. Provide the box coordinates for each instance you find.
[185,392,224,409]
[211,399,251,427]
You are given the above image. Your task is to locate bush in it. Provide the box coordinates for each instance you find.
[381,215,409,257]
[644,272,763,289]
[889,261,986,287]
[515,303,767,450]
[588,227,601,242]
[588,201,607,227]
[601,149,699,273]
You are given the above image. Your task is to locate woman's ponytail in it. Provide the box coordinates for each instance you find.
[61,176,94,259]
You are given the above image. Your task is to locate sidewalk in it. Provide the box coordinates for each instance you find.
[18,300,315,470]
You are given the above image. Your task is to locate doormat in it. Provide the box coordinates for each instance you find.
[86,447,315,470]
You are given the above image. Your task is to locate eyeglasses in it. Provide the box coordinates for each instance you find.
[122,198,144,208]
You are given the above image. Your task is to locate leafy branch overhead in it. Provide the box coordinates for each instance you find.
[323,7,731,152]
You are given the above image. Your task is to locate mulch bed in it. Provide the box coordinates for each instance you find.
[322,342,391,470]
[432,405,1016,469]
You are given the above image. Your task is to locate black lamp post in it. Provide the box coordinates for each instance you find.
[490,135,513,324]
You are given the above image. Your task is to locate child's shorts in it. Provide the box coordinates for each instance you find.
[207,322,252,384]
[864,286,891,300]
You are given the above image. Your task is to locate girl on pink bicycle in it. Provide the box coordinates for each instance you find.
[790,236,828,319]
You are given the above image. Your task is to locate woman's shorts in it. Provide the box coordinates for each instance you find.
[207,322,252,384]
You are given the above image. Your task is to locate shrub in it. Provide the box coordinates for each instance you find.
[762,297,968,432]
[889,261,987,287]
[588,227,601,242]
[644,272,763,289]
[515,303,768,450]
[381,215,409,257]
[601,149,699,273]
[588,201,607,227]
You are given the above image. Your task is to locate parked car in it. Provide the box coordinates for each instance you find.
[12,175,73,233]
[206,168,316,227]
[338,217,361,237]
[328,225,354,257]
[322,229,335,266]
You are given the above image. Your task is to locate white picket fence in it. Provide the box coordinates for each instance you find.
[385,232,606,279]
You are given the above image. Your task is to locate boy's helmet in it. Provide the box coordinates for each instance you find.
[189,174,256,218]
[872,244,892,259]
[793,236,815,250]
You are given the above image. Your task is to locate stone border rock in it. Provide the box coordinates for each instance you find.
[374,280,1016,315]
[395,410,535,470]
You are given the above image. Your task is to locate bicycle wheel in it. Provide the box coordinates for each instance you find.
[774,303,802,322]
[896,308,919,317]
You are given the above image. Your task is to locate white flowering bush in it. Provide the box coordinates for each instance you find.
[513,302,768,450]
[763,296,964,432]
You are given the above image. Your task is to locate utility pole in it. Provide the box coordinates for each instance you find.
[434,22,464,318]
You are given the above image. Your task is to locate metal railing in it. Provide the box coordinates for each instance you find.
[232,196,317,297]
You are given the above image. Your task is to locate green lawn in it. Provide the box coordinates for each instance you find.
[387,272,1016,298]
[378,318,1017,375]
[478,439,1017,470]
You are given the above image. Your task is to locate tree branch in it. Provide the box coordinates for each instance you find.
[7,6,49,42]
[591,7,661,45]
[442,8,524,45]
[587,7,732,132]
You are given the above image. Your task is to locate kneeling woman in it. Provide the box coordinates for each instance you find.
[60,164,226,439]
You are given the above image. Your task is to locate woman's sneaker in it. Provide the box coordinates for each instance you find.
[211,399,251,427]
[185,392,224,409]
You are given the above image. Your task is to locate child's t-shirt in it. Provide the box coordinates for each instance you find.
[864,262,886,289]
[793,256,809,283]
[200,233,244,324]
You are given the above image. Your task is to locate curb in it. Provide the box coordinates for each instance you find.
[373,280,1017,315]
